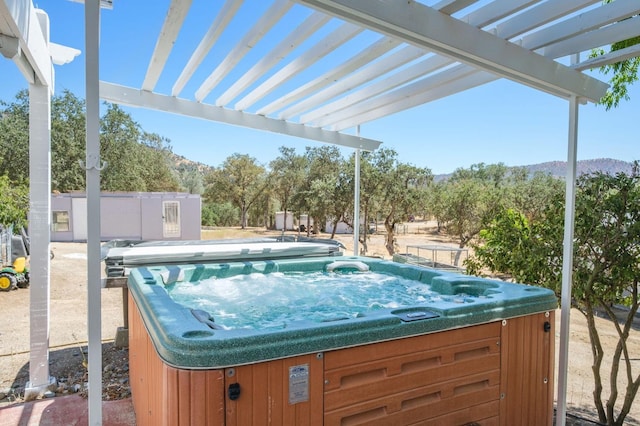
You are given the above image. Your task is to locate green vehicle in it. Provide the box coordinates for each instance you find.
[0,226,30,292]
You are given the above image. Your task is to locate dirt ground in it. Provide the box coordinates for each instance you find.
[0,222,639,424]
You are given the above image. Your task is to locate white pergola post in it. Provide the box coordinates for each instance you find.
[353,125,361,255]
[25,78,54,397]
[555,94,580,426]
[85,0,103,423]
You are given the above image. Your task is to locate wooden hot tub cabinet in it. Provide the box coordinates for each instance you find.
[129,293,554,426]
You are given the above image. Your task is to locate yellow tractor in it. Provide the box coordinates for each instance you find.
[0,225,30,292]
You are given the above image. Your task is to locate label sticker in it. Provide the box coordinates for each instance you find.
[289,364,309,404]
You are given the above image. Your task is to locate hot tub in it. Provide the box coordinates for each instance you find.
[128,255,557,426]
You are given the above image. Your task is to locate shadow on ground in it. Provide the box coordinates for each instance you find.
[2,342,129,404]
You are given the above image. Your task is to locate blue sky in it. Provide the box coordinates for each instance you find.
[1,0,638,175]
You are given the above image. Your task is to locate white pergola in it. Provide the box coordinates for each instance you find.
[3,0,640,424]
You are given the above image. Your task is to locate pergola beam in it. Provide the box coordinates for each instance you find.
[572,43,640,71]
[330,66,494,131]
[261,35,401,117]
[297,0,608,102]
[494,0,600,40]
[142,0,192,92]
[302,54,454,126]
[234,21,363,111]
[542,15,640,60]
[101,82,382,151]
[194,0,292,102]
[0,0,51,86]
[274,0,534,121]
[519,0,640,51]
[216,11,331,106]
[171,0,243,97]
[276,44,423,120]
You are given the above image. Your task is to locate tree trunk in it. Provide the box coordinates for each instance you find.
[284,209,288,232]
[241,202,248,229]
[384,217,395,256]
[584,304,607,423]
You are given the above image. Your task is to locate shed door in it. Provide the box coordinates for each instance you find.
[71,198,88,241]
[162,201,181,238]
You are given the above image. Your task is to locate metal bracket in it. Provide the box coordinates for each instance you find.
[79,154,107,171]
[0,34,19,59]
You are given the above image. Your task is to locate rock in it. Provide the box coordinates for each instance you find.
[43,390,56,398]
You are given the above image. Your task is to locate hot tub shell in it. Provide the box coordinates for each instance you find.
[128,256,556,426]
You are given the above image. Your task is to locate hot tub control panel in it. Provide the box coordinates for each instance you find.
[394,310,440,322]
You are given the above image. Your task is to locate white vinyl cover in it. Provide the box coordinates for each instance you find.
[107,241,341,266]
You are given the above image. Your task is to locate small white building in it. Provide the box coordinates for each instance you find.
[274,211,295,231]
[275,213,316,231]
[51,192,201,242]
[325,220,353,234]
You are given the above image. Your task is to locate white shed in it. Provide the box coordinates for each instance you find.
[274,211,295,230]
[51,192,201,242]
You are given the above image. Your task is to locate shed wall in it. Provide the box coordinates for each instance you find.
[51,192,201,242]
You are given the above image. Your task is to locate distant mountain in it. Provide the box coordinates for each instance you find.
[169,153,214,194]
[523,158,635,178]
[435,158,636,181]
[170,153,214,174]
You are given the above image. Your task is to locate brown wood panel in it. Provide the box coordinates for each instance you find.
[128,293,225,426]
[411,406,500,426]
[325,322,501,370]
[127,295,144,423]
[205,370,226,425]
[545,311,556,426]
[325,370,500,425]
[325,352,500,411]
[324,322,502,425]
[324,336,499,392]
[164,365,178,425]
[500,311,555,426]
[147,337,164,425]
[177,369,192,425]
[226,354,324,426]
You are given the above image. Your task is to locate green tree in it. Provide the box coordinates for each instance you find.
[51,90,87,192]
[443,178,504,248]
[571,168,640,425]
[294,146,345,235]
[100,104,147,191]
[345,149,394,254]
[590,0,639,109]
[509,170,564,222]
[325,159,356,239]
[439,163,513,248]
[247,184,274,228]
[465,208,562,287]
[203,154,266,228]
[0,91,30,182]
[379,162,432,255]
[0,175,29,228]
[137,132,180,192]
[269,147,307,231]
[426,180,448,232]
[178,168,205,194]
[1,91,180,193]
[468,166,640,425]
[201,201,240,227]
